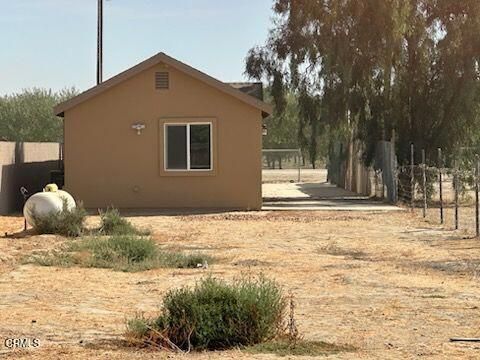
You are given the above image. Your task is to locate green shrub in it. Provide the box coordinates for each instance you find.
[99,207,149,236]
[81,235,158,266]
[31,201,87,237]
[26,235,213,272]
[127,276,286,350]
[126,314,150,339]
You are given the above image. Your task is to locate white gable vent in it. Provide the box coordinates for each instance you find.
[155,72,169,90]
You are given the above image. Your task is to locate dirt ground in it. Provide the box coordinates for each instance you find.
[1,209,480,359]
[262,169,400,211]
[263,169,324,184]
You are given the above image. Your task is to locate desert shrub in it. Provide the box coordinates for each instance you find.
[126,314,151,338]
[127,276,286,350]
[99,207,150,236]
[82,235,158,266]
[31,201,87,237]
[26,235,213,272]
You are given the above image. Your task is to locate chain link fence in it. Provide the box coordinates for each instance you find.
[262,149,307,183]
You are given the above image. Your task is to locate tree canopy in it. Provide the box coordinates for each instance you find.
[247,0,480,165]
[262,89,330,168]
[0,88,78,142]
[263,91,299,150]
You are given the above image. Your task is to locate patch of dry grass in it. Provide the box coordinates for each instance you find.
[317,242,368,260]
[411,259,480,278]
[245,339,355,356]
[2,210,480,359]
[23,235,213,272]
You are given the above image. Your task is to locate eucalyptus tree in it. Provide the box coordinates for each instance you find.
[247,0,480,165]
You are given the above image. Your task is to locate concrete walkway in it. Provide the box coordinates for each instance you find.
[262,180,401,212]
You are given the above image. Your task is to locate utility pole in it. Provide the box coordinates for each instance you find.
[97,0,103,85]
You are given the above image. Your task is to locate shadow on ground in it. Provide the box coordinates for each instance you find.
[262,181,400,211]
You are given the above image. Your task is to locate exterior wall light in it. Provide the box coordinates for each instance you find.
[262,124,268,136]
[132,123,146,135]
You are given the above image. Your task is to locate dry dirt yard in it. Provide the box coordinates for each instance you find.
[1,209,480,359]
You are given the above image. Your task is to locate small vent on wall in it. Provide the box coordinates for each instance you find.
[155,72,169,90]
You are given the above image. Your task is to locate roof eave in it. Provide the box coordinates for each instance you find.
[54,108,65,117]
[262,106,273,118]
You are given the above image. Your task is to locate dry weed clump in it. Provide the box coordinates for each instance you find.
[30,201,88,237]
[98,207,150,236]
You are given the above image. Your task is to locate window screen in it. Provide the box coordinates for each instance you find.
[190,124,211,169]
[166,125,187,169]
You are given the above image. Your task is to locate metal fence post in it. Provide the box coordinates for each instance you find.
[454,159,459,230]
[422,149,427,218]
[391,129,398,203]
[438,148,444,224]
[297,149,301,183]
[476,156,479,237]
[410,143,415,211]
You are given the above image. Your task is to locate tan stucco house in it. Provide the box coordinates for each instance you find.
[54,52,272,210]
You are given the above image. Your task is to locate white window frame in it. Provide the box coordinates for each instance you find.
[164,122,213,172]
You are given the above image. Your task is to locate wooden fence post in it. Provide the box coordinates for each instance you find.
[422,149,427,218]
[410,143,415,211]
[476,156,479,237]
[454,159,459,230]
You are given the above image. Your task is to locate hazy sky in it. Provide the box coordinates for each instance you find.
[0,0,273,95]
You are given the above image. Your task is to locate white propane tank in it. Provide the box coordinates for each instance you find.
[23,185,76,228]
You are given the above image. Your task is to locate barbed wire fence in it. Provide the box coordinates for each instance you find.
[397,144,480,237]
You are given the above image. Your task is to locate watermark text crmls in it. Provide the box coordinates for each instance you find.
[4,338,40,349]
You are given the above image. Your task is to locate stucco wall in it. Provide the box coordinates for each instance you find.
[0,142,61,215]
[63,62,263,210]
